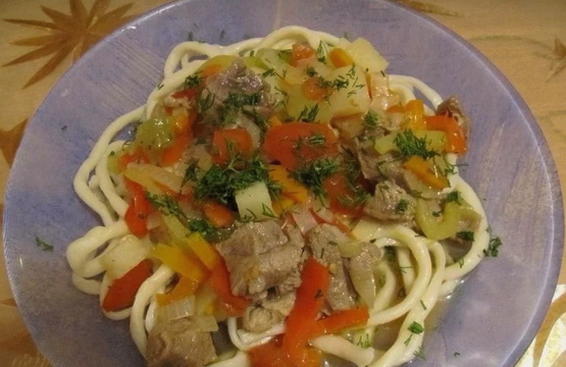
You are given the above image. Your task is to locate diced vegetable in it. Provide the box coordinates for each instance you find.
[194,283,218,316]
[323,173,365,217]
[339,38,388,73]
[404,99,426,130]
[151,244,208,283]
[416,199,480,240]
[249,337,295,367]
[337,240,363,258]
[125,163,184,193]
[283,257,330,366]
[268,165,309,203]
[102,259,153,312]
[262,122,338,170]
[202,201,236,228]
[212,128,253,164]
[101,234,150,280]
[425,115,467,153]
[403,156,449,190]
[374,130,447,155]
[302,77,329,101]
[156,276,200,306]
[209,259,249,316]
[198,55,237,77]
[161,133,191,166]
[124,179,152,237]
[157,295,195,322]
[183,232,221,270]
[328,65,370,117]
[134,117,174,152]
[192,315,219,332]
[312,307,369,337]
[291,42,315,65]
[329,48,353,68]
[291,206,319,234]
[349,263,377,306]
[234,181,276,220]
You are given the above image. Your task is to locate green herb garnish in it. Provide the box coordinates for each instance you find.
[35,236,53,251]
[483,236,502,257]
[292,158,338,199]
[408,321,424,334]
[456,231,474,241]
[394,130,439,159]
[395,199,409,214]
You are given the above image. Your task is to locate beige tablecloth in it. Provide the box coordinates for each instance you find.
[1,0,565,366]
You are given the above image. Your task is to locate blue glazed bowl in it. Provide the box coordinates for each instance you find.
[4,0,563,366]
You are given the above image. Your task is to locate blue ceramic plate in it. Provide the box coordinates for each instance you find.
[4,0,563,366]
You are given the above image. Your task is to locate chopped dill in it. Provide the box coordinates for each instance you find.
[35,236,53,251]
[394,130,438,159]
[483,236,502,257]
[292,158,338,199]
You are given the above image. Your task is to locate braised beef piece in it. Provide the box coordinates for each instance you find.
[242,292,296,333]
[436,97,470,135]
[364,180,416,222]
[216,221,303,299]
[306,224,356,311]
[201,60,273,127]
[146,318,216,367]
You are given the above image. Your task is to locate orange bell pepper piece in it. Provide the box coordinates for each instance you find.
[269,165,309,203]
[302,77,329,101]
[329,48,353,68]
[155,276,200,306]
[291,42,315,66]
[212,128,253,164]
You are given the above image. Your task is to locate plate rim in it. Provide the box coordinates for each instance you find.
[3,0,564,366]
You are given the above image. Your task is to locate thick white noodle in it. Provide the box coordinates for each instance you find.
[66,26,490,367]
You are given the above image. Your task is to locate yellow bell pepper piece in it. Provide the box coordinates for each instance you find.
[272,196,296,216]
[151,244,207,283]
[183,232,221,271]
[405,99,427,130]
[156,276,200,306]
[269,165,309,203]
[403,156,448,190]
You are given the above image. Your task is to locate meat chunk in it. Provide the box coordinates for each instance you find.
[242,293,296,333]
[202,60,273,126]
[216,221,303,299]
[306,224,356,311]
[146,318,216,367]
[364,180,416,222]
[436,97,470,135]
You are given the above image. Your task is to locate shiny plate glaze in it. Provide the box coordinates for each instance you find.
[3,0,563,366]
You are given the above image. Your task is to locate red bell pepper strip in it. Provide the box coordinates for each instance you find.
[209,258,249,316]
[102,259,153,312]
[425,115,467,154]
[124,179,151,237]
[282,257,330,366]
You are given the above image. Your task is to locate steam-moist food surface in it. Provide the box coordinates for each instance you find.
[66,26,491,367]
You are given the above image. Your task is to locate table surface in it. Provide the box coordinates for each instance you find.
[0,0,565,366]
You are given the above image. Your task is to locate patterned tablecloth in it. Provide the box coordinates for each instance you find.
[1,0,565,366]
